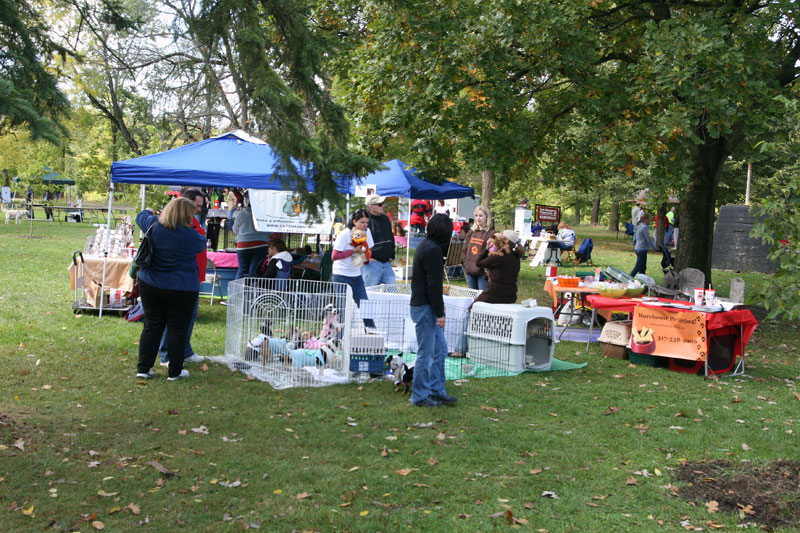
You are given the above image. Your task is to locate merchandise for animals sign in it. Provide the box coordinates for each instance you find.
[631,307,706,361]
[249,189,335,234]
[535,204,560,223]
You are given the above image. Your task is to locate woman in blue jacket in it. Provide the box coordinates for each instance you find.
[135,198,207,381]
[630,213,657,277]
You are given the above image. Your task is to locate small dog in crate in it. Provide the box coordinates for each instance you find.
[385,354,414,394]
[2,206,27,224]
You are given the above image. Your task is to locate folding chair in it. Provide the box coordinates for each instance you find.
[575,238,594,265]
[678,267,705,294]
[201,258,224,305]
[443,240,465,283]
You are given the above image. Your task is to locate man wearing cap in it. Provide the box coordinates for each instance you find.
[362,194,397,287]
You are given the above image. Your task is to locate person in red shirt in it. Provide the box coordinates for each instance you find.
[410,199,431,233]
[157,189,208,366]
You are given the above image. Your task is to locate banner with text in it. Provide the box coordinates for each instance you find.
[631,307,707,361]
[249,189,335,235]
[535,204,561,223]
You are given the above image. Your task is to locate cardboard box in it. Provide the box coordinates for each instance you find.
[600,342,629,359]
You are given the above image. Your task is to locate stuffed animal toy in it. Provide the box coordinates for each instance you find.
[350,228,371,268]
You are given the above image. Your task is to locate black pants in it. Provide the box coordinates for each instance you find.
[137,280,198,378]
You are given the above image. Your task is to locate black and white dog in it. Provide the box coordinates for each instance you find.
[385,354,414,394]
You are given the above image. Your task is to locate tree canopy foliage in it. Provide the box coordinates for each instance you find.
[1,0,71,144]
[334,0,800,283]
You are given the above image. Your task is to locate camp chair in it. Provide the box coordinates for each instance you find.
[678,267,705,294]
[634,272,687,301]
[201,258,224,305]
[575,238,594,265]
[560,248,577,265]
[718,277,745,304]
[443,239,465,283]
[625,223,635,236]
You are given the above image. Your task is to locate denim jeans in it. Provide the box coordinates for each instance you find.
[665,227,674,247]
[158,297,199,362]
[362,260,396,287]
[236,246,269,279]
[555,241,574,251]
[630,250,649,277]
[331,274,376,328]
[409,304,448,405]
[465,273,487,291]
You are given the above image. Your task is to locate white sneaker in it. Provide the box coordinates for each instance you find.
[136,370,154,379]
[159,360,169,367]
[167,369,189,381]
[184,354,205,363]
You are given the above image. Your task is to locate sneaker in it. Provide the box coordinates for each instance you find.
[431,393,458,406]
[412,397,442,407]
[136,370,154,379]
[220,301,229,306]
[184,354,205,363]
[167,369,189,381]
[159,360,169,367]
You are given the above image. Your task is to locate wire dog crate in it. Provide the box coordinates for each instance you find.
[466,302,556,375]
[223,278,356,389]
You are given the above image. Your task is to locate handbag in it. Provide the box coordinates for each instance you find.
[133,221,157,269]
[124,300,144,322]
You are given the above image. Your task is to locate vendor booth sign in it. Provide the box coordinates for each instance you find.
[354,184,377,198]
[631,307,707,361]
[514,208,532,240]
[535,204,561,223]
[249,189,335,234]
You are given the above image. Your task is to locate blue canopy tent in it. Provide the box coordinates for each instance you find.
[349,158,473,200]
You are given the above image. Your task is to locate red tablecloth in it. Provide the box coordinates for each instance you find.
[586,295,758,359]
[208,251,238,269]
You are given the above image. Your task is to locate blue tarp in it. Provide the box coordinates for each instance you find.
[351,159,473,200]
[111,131,473,199]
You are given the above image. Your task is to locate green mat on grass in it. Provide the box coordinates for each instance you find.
[397,353,587,380]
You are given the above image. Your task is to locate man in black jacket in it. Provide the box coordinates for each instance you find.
[362,194,396,287]
[409,213,457,407]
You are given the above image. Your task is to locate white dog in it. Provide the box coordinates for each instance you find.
[2,206,27,224]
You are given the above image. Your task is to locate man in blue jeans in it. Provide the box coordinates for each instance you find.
[362,194,397,287]
[409,214,457,407]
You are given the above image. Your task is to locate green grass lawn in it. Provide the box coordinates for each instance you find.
[1,219,798,531]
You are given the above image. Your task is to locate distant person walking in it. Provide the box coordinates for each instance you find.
[630,213,657,277]
[665,206,676,247]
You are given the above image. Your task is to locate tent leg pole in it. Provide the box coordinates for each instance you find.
[99,182,114,318]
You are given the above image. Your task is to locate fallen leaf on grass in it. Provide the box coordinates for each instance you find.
[741,443,750,451]
[97,490,119,497]
[13,439,24,451]
[191,426,208,434]
[427,457,437,466]
[592,494,610,500]
[201,363,209,372]
[626,477,638,485]
[706,520,725,529]
[481,405,498,413]
[541,491,559,499]
[21,505,34,516]
[792,391,800,401]
[529,468,543,475]
[296,492,310,500]
[587,502,599,507]
[706,500,719,513]
[359,510,369,516]
[148,461,176,477]
[737,503,756,515]
[605,406,619,415]
[523,502,535,509]
[394,468,415,476]
[92,521,104,530]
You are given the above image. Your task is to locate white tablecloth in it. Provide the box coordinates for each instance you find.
[361,291,474,353]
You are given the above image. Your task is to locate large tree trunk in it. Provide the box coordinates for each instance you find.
[591,196,600,226]
[675,136,731,287]
[481,170,494,214]
[573,202,581,226]
[608,201,620,231]
[655,202,666,248]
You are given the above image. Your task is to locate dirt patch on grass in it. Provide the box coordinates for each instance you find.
[675,460,800,529]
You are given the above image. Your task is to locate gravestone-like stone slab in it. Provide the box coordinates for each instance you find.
[712,204,777,273]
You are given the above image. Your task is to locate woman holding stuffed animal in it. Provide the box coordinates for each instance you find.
[332,208,376,327]
[134,198,206,381]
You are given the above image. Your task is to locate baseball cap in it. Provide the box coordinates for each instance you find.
[503,229,520,244]
[365,194,387,206]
